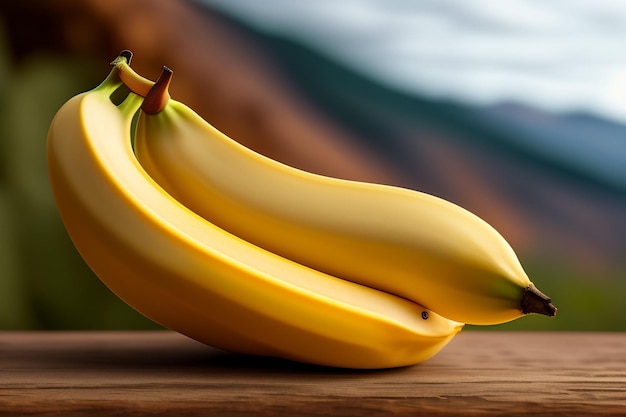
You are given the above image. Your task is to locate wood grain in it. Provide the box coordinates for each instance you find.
[1,331,624,416]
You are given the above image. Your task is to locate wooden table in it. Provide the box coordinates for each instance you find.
[1,331,624,416]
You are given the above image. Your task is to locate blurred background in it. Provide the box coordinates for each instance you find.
[0,0,624,331]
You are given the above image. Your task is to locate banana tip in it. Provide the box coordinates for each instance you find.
[521,285,557,317]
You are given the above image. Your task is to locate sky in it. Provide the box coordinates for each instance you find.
[198,0,626,124]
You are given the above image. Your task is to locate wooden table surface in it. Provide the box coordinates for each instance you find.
[1,331,624,416]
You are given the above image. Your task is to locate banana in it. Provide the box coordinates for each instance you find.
[130,62,556,326]
[46,53,463,369]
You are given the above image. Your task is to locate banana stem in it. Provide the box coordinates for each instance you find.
[110,50,155,97]
[142,66,173,114]
[521,285,557,317]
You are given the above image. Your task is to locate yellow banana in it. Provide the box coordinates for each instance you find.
[131,62,556,326]
[46,53,463,369]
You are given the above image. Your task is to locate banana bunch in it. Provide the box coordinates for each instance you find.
[47,51,555,369]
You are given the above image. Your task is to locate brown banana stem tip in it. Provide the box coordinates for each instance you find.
[142,66,173,114]
[521,285,557,317]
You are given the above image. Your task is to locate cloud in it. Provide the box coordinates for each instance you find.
[199,0,626,122]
